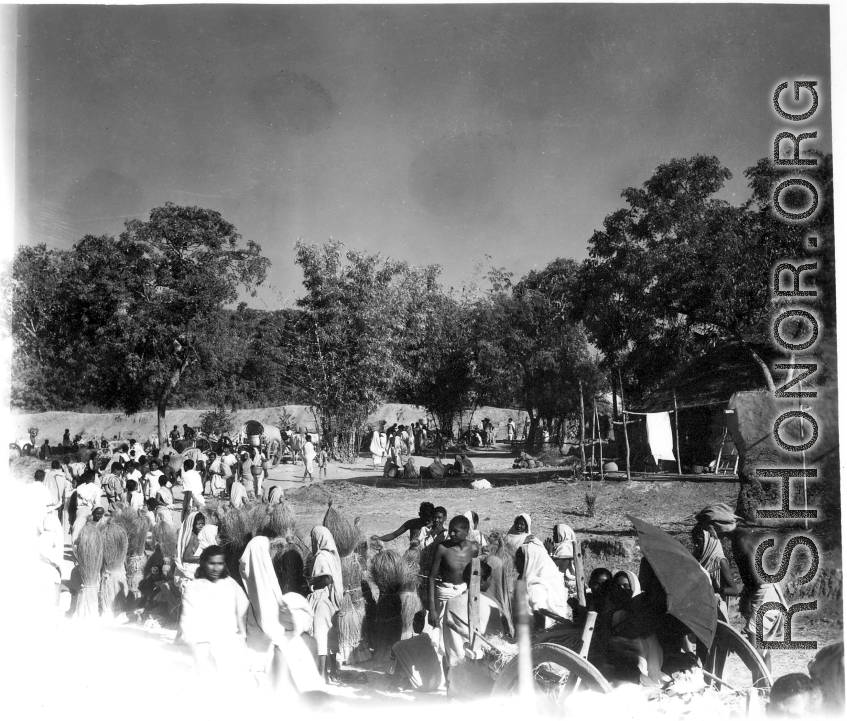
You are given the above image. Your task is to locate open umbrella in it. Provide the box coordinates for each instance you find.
[626,514,717,648]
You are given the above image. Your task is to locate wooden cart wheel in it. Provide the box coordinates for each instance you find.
[705,620,773,690]
[492,642,612,707]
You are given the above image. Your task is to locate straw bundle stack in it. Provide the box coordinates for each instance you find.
[270,537,310,596]
[322,501,369,662]
[73,523,104,620]
[98,520,128,618]
[150,519,178,575]
[266,502,297,539]
[114,512,151,598]
[217,504,253,579]
[489,531,519,600]
[322,500,361,557]
[369,549,419,649]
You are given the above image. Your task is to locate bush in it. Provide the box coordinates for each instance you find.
[199,404,236,438]
[584,490,598,517]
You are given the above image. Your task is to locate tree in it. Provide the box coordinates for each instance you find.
[281,239,438,459]
[478,258,604,447]
[578,154,827,396]
[61,203,270,445]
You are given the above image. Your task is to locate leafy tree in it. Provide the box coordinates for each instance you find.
[478,258,604,447]
[281,239,438,459]
[60,203,270,445]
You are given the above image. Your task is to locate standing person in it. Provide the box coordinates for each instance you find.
[250,445,264,498]
[205,453,226,498]
[181,459,205,521]
[372,502,437,549]
[43,461,66,520]
[179,545,250,677]
[62,429,71,450]
[695,503,782,674]
[317,444,328,480]
[238,452,254,497]
[101,462,125,513]
[154,476,174,524]
[369,428,387,471]
[507,418,516,444]
[175,511,206,591]
[427,516,480,677]
[239,536,326,696]
[126,479,145,510]
[301,434,316,483]
[504,513,542,551]
[545,523,578,596]
[72,470,101,543]
[144,460,164,500]
[220,447,237,495]
[309,526,343,682]
[523,418,530,441]
[422,507,449,548]
[170,425,181,446]
[29,469,54,519]
[462,511,487,550]
[691,522,738,621]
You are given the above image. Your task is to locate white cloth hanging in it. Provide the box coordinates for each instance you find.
[645,412,676,464]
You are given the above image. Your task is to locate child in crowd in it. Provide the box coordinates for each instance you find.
[318,443,328,479]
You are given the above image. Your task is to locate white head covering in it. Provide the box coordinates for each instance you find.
[197,524,219,552]
[176,511,201,578]
[238,536,324,693]
[310,526,344,609]
[551,523,577,559]
[520,543,569,618]
[230,480,246,508]
[615,570,642,598]
[463,511,486,547]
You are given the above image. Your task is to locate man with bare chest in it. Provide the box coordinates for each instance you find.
[427,516,479,673]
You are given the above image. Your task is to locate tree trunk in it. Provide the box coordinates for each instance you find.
[744,344,775,392]
[158,397,168,450]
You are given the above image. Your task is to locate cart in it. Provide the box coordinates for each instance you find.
[449,537,772,709]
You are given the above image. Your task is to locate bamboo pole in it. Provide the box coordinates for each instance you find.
[589,396,596,475]
[672,388,682,474]
[619,369,631,482]
[578,381,587,474]
[596,402,605,482]
[514,579,535,701]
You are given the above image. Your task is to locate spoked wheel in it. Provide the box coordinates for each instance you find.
[705,620,772,691]
[492,643,612,709]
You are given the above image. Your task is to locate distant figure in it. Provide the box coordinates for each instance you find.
[170,425,181,445]
[62,429,71,448]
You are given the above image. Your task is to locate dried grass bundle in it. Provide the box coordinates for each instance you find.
[399,589,422,640]
[339,586,371,664]
[269,537,309,596]
[266,502,296,539]
[74,523,104,619]
[114,512,151,597]
[369,549,415,596]
[491,533,519,599]
[217,505,253,578]
[98,520,128,617]
[152,519,178,562]
[322,500,360,557]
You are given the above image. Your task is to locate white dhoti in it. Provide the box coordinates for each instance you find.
[742,583,786,643]
[428,581,467,657]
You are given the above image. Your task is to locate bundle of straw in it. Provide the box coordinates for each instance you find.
[322,500,360,558]
[369,549,419,650]
[338,554,371,663]
[490,531,519,600]
[216,504,253,580]
[266,502,296,539]
[98,520,128,618]
[73,523,104,620]
[114,512,151,598]
[151,520,178,572]
[270,537,310,596]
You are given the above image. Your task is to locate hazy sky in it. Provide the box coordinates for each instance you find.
[16,4,832,309]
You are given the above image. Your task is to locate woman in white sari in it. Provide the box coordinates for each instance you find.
[309,526,344,682]
[504,513,544,552]
[369,429,387,470]
[239,535,325,696]
[230,478,248,509]
[516,542,570,629]
[175,511,206,590]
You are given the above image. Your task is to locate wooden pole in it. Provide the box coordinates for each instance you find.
[596,402,605,482]
[578,381,587,474]
[589,397,596,475]
[514,579,535,701]
[573,537,586,608]
[619,369,631,482]
[673,388,682,474]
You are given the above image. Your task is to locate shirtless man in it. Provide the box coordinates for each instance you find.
[372,502,436,548]
[696,503,785,675]
[427,516,480,675]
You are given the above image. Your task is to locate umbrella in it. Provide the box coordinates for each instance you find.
[626,514,717,648]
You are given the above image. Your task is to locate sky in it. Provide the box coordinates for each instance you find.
[15,4,832,309]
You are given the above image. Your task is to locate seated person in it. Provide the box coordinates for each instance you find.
[570,566,612,625]
[767,673,822,718]
[449,454,474,476]
[389,611,443,692]
[421,454,446,479]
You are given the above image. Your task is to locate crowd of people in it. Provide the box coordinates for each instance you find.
[21,430,844,715]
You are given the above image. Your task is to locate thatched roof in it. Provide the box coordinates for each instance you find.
[632,343,770,413]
